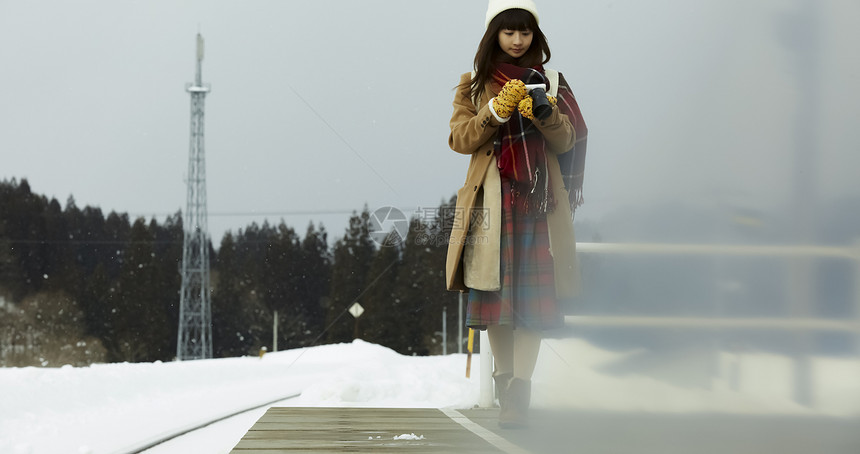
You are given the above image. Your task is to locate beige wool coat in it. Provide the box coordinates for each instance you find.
[445,72,581,299]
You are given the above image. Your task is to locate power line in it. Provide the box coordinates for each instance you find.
[126,208,418,218]
[129,209,373,218]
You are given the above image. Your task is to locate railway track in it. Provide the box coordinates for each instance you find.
[112,392,302,454]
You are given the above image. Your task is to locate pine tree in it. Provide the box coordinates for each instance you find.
[422,201,462,355]
[227,223,272,353]
[262,222,306,350]
[79,263,113,353]
[325,207,376,344]
[112,218,171,362]
[359,230,403,350]
[0,180,26,298]
[77,206,108,277]
[149,216,183,358]
[103,211,132,281]
[294,222,331,347]
[390,218,438,355]
[2,179,50,299]
[392,201,461,356]
[61,196,87,302]
[212,232,257,357]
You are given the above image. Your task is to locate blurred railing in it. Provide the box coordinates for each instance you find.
[479,240,860,409]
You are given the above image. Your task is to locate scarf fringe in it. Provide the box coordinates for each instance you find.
[572,189,584,209]
[510,176,556,217]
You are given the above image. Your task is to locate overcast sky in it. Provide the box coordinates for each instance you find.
[1,0,858,244]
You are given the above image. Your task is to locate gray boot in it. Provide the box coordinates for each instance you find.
[493,372,513,411]
[499,378,531,429]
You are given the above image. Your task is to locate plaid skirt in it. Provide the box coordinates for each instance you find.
[466,179,563,331]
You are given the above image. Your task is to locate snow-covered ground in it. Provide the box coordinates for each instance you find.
[1,338,858,454]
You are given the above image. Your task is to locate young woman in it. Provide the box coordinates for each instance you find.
[445,0,588,428]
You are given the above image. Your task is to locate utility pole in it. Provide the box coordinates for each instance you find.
[177,33,213,361]
[273,310,279,353]
[458,293,464,354]
[442,306,447,356]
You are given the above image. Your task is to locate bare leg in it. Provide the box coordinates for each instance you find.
[513,328,541,380]
[487,324,514,375]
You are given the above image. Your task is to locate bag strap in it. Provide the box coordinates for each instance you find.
[470,71,478,109]
[545,69,559,97]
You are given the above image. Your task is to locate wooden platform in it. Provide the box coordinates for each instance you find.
[230,407,860,454]
[229,407,516,453]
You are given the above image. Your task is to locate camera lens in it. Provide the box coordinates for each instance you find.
[529,87,552,120]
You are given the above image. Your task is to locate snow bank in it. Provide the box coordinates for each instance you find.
[1,338,857,454]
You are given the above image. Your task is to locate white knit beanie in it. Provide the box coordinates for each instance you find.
[485,0,540,29]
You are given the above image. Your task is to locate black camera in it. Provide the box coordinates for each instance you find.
[528,87,552,121]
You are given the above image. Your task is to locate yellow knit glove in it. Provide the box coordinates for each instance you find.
[492,79,528,119]
[518,94,558,120]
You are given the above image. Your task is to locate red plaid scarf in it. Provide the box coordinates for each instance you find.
[492,63,588,216]
[554,73,589,212]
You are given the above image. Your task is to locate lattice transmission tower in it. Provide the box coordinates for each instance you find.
[177,33,213,360]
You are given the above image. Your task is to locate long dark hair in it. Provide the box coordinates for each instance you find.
[460,9,551,103]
